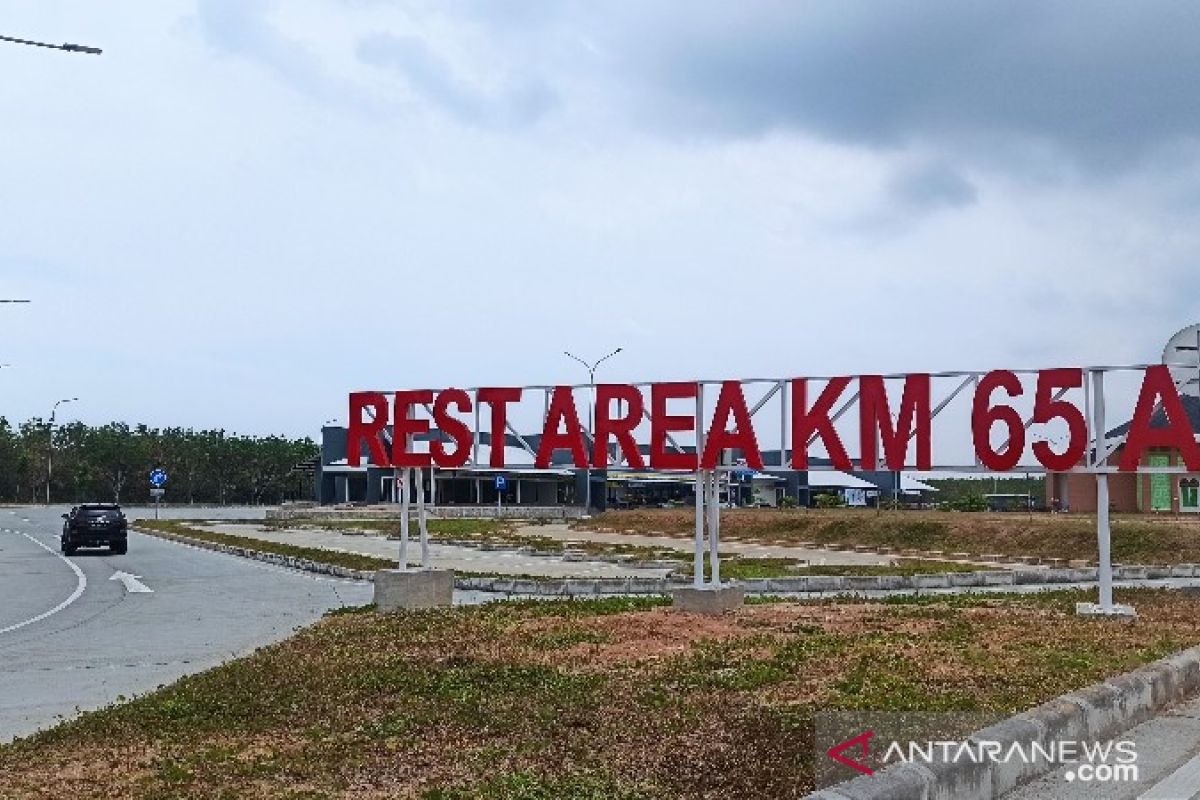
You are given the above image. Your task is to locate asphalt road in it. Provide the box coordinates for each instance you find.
[0,505,372,743]
[1006,693,1200,799]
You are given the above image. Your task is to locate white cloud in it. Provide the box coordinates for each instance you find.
[0,1,1195,439]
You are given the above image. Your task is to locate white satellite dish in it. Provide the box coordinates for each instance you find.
[1162,323,1200,398]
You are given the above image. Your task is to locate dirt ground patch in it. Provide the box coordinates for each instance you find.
[577,508,1200,564]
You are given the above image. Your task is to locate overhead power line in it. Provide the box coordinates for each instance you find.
[0,33,101,55]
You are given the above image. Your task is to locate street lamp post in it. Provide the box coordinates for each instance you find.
[46,397,78,505]
[563,348,623,512]
[0,34,101,55]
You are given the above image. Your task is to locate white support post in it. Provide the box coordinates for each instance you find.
[1096,473,1114,609]
[694,383,706,588]
[473,391,481,467]
[1093,370,1112,610]
[398,467,410,571]
[694,470,706,588]
[1079,369,1134,618]
[708,470,721,586]
[417,467,430,569]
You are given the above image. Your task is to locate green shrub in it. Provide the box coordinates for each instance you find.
[947,493,988,512]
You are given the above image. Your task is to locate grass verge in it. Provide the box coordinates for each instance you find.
[2,589,1198,799]
[136,519,395,573]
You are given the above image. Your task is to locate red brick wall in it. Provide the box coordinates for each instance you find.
[1047,446,1175,513]
[1059,472,1139,513]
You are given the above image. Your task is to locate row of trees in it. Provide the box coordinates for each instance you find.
[0,418,317,505]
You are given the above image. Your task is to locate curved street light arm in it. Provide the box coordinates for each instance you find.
[593,347,624,373]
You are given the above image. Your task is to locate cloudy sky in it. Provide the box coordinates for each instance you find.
[2,1,1198,440]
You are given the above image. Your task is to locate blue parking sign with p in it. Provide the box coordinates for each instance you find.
[495,476,507,491]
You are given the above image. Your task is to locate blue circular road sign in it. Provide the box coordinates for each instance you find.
[150,468,168,487]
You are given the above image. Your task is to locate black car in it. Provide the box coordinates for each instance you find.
[61,504,128,555]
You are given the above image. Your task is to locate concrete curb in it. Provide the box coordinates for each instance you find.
[805,644,1200,799]
[459,566,1190,596]
[133,526,378,582]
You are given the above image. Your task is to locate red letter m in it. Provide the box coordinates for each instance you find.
[858,375,931,471]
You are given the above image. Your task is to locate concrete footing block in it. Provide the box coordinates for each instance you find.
[1075,601,1137,619]
[843,576,883,591]
[980,571,1015,586]
[913,573,951,589]
[373,569,454,612]
[806,576,843,592]
[672,585,745,614]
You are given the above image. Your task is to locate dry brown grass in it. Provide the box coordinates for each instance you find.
[3,590,1200,799]
[578,508,1200,564]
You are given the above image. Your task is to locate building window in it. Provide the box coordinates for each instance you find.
[1183,479,1200,512]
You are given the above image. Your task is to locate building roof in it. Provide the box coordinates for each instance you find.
[1106,394,1200,439]
[900,475,939,493]
[807,471,878,490]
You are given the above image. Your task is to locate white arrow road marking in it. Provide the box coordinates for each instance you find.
[0,533,87,636]
[109,571,153,594]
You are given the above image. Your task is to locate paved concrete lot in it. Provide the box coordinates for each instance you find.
[196,522,677,578]
[202,520,900,573]
[521,523,898,566]
[0,506,372,743]
[1006,694,1200,799]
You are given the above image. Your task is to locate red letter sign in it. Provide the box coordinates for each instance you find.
[972,370,1025,471]
[593,384,645,469]
[700,381,763,469]
[391,390,433,468]
[431,389,472,469]
[792,377,853,470]
[477,388,522,467]
[348,392,390,467]
[1120,365,1200,471]
[650,382,698,470]
[1031,369,1086,471]
[859,375,931,470]
[537,386,588,468]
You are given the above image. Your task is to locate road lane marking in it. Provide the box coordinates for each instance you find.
[109,571,153,594]
[0,533,88,636]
